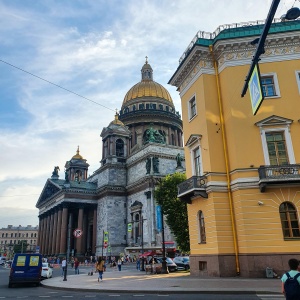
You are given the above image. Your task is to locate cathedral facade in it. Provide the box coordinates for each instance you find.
[36,60,185,258]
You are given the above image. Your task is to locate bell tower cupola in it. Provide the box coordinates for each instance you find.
[141,56,153,81]
[65,146,89,182]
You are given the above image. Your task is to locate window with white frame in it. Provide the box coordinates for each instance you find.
[256,116,295,166]
[261,73,280,98]
[295,71,300,94]
[188,95,197,120]
[193,146,201,176]
[266,131,289,165]
[186,134,203,176]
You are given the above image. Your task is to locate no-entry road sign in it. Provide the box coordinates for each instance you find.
[73,228,83,238]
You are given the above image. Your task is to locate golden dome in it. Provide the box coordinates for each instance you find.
[72,146,83,159]
[123,81,173,104]
[122,59,173,105]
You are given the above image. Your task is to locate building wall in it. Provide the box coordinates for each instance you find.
[171,21,300,277]
[0,225,39,256]
[96,196,127,257]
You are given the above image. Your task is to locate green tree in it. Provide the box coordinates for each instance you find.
[154,173,190,253]
[13,240,29,253]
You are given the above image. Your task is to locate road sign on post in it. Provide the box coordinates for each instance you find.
[249,64,264,115]
[128,223,132,232]
[103,241,108,248]
[73,228,83,238]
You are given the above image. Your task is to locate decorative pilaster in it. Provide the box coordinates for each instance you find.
[92,207,97,255]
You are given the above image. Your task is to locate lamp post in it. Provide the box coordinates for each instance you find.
[140,216,145,272]
[160,206,168,274]
[63,213,72,282]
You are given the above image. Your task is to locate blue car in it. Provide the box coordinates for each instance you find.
[9,253,42,288]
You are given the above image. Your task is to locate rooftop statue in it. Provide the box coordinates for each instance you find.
[52,166,60,177]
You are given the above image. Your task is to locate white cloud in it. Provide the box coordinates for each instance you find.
[0,0,297,229]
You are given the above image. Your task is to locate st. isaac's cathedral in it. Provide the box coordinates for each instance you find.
[36,59,185,258]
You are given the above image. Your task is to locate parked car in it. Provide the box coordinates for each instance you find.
[173,256,190,270]
[5,260,12,268]
[9,253,43,288]
[41,262,53,279]
[157,257,177,272]
[0,257,7,265]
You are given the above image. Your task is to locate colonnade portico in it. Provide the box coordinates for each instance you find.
[38,203,97,258]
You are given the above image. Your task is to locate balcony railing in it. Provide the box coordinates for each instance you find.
[258,164,300,192]
[177,176,208,203]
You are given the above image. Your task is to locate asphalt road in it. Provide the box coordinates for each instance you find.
[0,264,284,299]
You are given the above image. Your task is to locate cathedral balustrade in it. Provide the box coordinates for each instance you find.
[119,108,181,120]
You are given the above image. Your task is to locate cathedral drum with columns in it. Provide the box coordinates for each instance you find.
[36,59,185,259]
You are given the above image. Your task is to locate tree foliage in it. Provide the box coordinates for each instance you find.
[154,173,190,253]
[13,240,29,253]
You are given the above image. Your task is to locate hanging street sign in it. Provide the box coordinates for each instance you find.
[73,228,83,238]
[249,64,264,115]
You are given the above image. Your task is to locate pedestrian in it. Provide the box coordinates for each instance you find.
[71,257,74,269]
[281,258,300,300]
[61,257,66,277]
[136,258,140,270]
[74,257,79,275]
[117,258,122,271]
[95,257,106,282]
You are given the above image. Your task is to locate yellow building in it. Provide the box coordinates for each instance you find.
[169,19,300,277]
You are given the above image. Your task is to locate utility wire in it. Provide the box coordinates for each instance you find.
[0,194,40,197]
[0,59,115,112]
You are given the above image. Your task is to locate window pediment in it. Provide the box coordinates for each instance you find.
[255,115,293,127]
[185,134,202,147]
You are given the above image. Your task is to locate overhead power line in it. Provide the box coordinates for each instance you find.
[0,59,115,112]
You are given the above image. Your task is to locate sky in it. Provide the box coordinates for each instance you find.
[0,0,297,229]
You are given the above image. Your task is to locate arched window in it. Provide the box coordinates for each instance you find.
[198,211,206,243]
[134,214,140,244]
[280,202,300,238]
[75,170,82,182]
[116,139,124,157]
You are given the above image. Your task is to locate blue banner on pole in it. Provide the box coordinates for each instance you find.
[156,205,162,232]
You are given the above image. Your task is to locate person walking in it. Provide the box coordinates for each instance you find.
[117,258,122,271]
[281,258,300,300]
[70,257,74,269]
[95,257,106,282]
[74,257,80,275]
[61,257,66,277]
[136,258,140,270]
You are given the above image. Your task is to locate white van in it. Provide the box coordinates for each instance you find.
[0,257,7,265]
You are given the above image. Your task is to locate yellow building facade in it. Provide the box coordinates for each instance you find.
[169,19,300,277]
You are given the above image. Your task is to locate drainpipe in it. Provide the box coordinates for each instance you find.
[209,45,240,275]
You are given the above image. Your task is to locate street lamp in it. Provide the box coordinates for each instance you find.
[140,216,145,272]
[160,207,168,274]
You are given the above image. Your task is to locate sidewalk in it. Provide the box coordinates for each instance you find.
[41,267,283,295]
